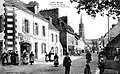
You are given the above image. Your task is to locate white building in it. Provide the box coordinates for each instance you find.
[0,0,49,61]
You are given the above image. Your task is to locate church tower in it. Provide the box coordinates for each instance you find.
[79,14,85,39]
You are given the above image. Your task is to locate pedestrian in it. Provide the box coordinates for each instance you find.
[99,57,105,74]
[29,51,34,65]
[63,52,72,74]
[15,51,19,65]
[11,50,16,65]
[45,53,49,62]
[1,51,8,66]
[86,51,92,63]
[54,53,59,67]
[22,51,28,65]
[7,50,11,65]
[84,63,91,74]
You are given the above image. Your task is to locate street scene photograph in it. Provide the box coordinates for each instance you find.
[0,0,120,74]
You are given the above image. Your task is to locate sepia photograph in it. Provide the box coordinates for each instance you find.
[0,0,120,74]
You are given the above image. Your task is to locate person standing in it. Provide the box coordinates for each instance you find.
[7,50,11,65]
[22,51,28,65]
[54,53,59,67]
[63,52,72,74]
[29,51,34,65]
[1,51,8,66]
[84,63,91,74]
[15,51,19,65]
[86,51,92,63]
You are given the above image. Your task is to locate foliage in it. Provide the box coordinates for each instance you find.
[70,0,120,18]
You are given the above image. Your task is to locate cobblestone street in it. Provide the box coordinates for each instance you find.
[0,53,99,74]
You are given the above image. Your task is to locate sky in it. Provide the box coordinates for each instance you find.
[21,0,118,39]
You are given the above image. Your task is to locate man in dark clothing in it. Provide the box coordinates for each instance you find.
[86,51,92,63]
[63,52,72,74]
[29,51,34,65]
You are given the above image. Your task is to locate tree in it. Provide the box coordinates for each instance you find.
[70,0,120,18]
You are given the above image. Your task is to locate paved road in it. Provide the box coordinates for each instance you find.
[0,53,98,74]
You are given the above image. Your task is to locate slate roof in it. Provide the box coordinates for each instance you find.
[49,22,59,32]
[59,18,74,35]
[4,0,48,23]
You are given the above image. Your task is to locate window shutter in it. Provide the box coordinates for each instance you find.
[33,23,35,34]
[28,21,30,33]
[22,19,25,32]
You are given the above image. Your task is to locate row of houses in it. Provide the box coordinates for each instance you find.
[98,17,120,59]
[0,0,85,61]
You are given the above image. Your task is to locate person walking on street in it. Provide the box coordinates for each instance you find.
[29,51,34,65]
[86,50,92,63]
[54,53,59,67]
[84,63,91,74]
[63,52,72,74]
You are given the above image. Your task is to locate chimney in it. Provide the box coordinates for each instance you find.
[34,2,39,14]
[27,1,39,14]
[49,16,52,24]
[112,24,116,28]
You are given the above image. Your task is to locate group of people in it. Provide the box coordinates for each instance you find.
[1,50,19,66]
[21,51,34,65]
[1,50,34,66]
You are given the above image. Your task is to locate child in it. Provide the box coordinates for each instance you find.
[84,63,91,74]
[63,52,72,74]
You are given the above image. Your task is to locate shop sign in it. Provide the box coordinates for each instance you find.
[18,33,30,41]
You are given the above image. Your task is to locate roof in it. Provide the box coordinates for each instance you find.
[59,18,74,35]
[4,0,49,23]
[104,23,120,44]
[49,22,59,31]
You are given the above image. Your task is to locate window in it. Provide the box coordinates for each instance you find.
[51,34,54,42]
[35,43,38,59]
[41,43,46,54]
[33,23,39,35]
[42,26,45,36]
[55,47,58,54]
[22,19,30,33]
[56,35,58,42]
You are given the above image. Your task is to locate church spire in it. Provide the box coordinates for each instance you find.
[79,13,84,39]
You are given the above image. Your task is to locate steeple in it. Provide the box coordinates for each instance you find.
[79,13,84,39]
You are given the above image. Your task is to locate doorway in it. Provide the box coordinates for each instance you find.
[20,43,31,56]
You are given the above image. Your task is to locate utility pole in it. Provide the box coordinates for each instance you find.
[108,11,110,44]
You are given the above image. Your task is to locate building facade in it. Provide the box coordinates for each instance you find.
[48,17,63,57]
[40,9,75,55]
[0,0,49,61]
